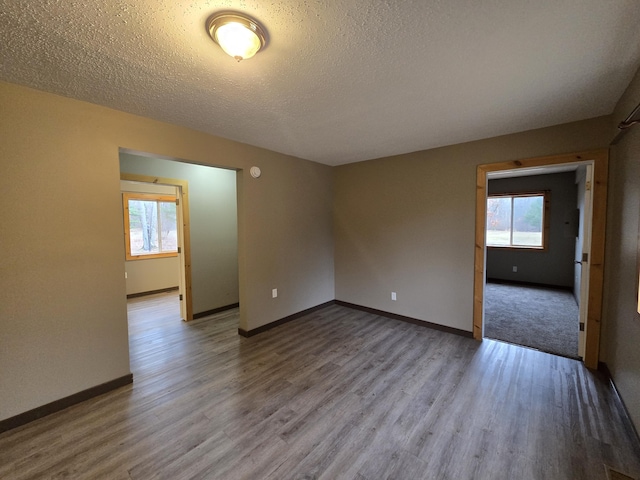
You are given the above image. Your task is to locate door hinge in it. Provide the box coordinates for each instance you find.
[176,198,180,206]
[586,180,592,191]
[582,252,589,263]
[579,322,585,331]
[179,294,183,301]
[177,247,181,254]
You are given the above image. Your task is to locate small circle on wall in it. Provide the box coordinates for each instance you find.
[250,166,261,178]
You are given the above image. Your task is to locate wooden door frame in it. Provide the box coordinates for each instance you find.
[121,173,194,321]
[474,149,608,369]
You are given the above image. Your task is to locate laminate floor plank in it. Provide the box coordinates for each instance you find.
[1,292,640,480]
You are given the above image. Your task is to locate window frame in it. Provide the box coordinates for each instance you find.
[486,191,550,251]
[123,192,179,261]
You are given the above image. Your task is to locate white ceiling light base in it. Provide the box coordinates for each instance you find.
[206,12,267,62]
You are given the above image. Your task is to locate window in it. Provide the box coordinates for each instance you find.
[123,193,178,260]
[486,193,548,249]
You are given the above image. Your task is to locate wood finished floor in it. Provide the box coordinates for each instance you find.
[1,292,640,480]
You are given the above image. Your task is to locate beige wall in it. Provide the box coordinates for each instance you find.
[0,81,334,421]
[334,116,611,332]
[601,65,640,428]
[4,73,638,433]
[125,257,179,295]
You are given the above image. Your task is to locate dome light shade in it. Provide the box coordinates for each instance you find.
[206,13,267,62]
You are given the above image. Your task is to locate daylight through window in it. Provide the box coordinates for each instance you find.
[123,193,178,260]
[486,193,546,249]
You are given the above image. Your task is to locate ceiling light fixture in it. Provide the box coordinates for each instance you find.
[206,12,267,62]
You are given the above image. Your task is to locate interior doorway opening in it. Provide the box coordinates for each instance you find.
[119,149,240,325]
[474,149,608,369]
[121,179,188,319]
[482,166,588,359]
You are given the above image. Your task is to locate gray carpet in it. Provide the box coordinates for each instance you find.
[484,282,579,358]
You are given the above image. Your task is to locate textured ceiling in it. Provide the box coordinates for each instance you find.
[1,1,639,165]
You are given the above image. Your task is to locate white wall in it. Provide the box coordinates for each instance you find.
[574,167,587,303]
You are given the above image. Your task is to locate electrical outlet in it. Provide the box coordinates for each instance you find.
[512,266,518,273]
[272,288,278,298]
[391,292,397,301]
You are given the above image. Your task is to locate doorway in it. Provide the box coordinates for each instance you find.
[482,169,583,358]
[121,175,191,320]
[119,150,240,324]
[473,149,608,368]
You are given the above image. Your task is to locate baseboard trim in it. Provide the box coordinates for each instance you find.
[193,303,240,320]
[126,286,178,299]
[238,300,474,339]
[599,362,640,455]
[238,301,335,337]
[335,300,474,338]
[0,374,133,434]
[486,278,573,291]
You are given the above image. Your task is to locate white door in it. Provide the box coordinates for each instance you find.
[577,164,593,359]
[176,186,187,321]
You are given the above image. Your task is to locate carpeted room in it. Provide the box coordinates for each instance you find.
[484,170,583,359]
